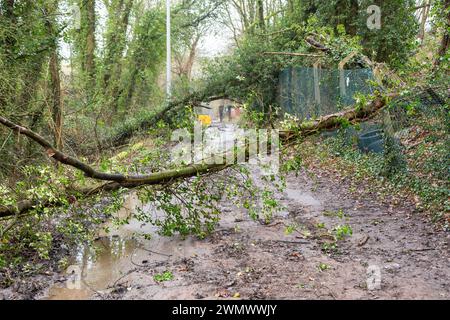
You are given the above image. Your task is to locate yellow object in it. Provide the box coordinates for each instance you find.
[198,115,212,126]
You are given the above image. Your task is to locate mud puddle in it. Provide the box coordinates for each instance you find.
[44,194,210,300]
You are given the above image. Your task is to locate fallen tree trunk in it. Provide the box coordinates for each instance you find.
[0,163,229,218]
[0,116,228,186]
[99,94,242,151]
[280,93,398,141]
[97,95,200,152]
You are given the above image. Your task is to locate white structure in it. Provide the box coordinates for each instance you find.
[166,0,172,100]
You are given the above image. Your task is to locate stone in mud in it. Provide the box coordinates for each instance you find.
[195,293,205,299]
[384,263,401,273]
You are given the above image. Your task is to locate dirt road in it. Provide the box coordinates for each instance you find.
[41,168,450,300]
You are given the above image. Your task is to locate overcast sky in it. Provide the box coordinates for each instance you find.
[60,1,234,63]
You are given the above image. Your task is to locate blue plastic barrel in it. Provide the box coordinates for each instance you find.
[358,129,384,154]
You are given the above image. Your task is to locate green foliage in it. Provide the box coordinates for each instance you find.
[297,100,449,224]
[284,224,298,236]
[321,242,338,254]
[153,270,174,283]
[201,35,283,112]
[323,209,349,220]
[29,232,53,260]
[358,0,419,67]
[0,0,60,172]
[198,0,421,120]
[333,224,353,241]
[284,0,419,67]
[316,222,326,229]
[281,154,303,174]
[135,165,284,239]
[136,183,220,239]
[0,163,112,282]
[318,263,330,272]
[115,6,166,113]
[382,134,407,177]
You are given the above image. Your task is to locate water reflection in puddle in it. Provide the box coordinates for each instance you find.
[46,236,139,300]
[45,194,208,300]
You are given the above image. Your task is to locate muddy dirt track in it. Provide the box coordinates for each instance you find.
[39,167,450,300]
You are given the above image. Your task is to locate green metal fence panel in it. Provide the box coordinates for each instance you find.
[278,67,374,119]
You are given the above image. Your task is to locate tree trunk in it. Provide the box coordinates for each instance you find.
[185,34,201,81]
[418,0,430,42]
[102,0,134,113]
[257,0,265,30]
[280,93,397,141]
[434,0,450,67]
[2,0,17,53]
[44,2,64,150]
[49,51,63,150]
[80,0,97,98]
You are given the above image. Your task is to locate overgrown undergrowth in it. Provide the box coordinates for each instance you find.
[290,105,449,229]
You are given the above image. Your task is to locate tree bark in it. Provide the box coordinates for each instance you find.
[434,0,450,68]
[49,51,63,150]
[45,2,64,150]
[85,0,96,89]
[185,34,201,81]
[280,93,397,141]
[102,0,133,87]
[79,0,97,98]
[257,0,265,30]
[418,0,430,42]
[102,0,134,114]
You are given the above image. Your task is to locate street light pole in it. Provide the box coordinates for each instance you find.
[166,0,172,101]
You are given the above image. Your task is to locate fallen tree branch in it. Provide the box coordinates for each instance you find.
[0,207,19,237]
[304,34,406,88]
[262,51,324,58]
[0,115,230,218]
[0,116,228,185]
[98,94,203,151]
[305,35,331,53]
